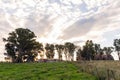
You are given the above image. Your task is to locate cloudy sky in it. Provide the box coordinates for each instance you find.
[0,0,120,61]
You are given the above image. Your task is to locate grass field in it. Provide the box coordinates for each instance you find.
[0,62,97,80]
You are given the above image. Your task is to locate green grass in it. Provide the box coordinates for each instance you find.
[0,62,97,80]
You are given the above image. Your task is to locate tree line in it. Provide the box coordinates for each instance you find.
[3,28,120,63]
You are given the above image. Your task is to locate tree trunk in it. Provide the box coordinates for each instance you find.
[118,51,120,60]
[17,55,23,63]
[65,54,67,61]
[17,49,23,63]
[11,56,16,63]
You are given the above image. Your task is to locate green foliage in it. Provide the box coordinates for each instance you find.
[103,47,114,54]
[0,62,97,80]
[45,43,55,59]
[3,28,117,62]
[3,28,43,63]
[76,48,82,61]
[64,42,76,61]
[114,39,120,52]
[114,39,120,59]
[55,44,64,60]
[81,40,95,60]
[94,44,101,54]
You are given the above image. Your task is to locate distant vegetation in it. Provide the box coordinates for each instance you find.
[0,62,97,80]
[3,28,120,62]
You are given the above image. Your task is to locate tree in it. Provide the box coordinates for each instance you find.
[76,48,82,61]
[94,44,103,60]
[55,44,64,61]
[3,28,43,63]
[64,42,76,61]
[114,39,120,60]
[25,42,43,62]
[103,47,113,55]
[4,43,16,62]
[81,40,95,60]
[45,43,55,59]
[94,44,101,55]
[93,47,113,60]
[63,45,68,61]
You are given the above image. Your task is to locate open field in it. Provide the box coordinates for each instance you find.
[75,61,120,80]
[0,62,96,80]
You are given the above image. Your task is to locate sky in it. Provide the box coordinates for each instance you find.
[0,0,120,61]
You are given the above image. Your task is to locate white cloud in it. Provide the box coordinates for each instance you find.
[0,0,120,61]
[115,34,120,37]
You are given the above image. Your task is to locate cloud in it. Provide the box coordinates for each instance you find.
[58,0,120,44]
[0,0,120,61]
[58,17,95,40]
[115,33,120,37]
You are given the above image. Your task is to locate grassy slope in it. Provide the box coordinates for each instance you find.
[0,62,96,80]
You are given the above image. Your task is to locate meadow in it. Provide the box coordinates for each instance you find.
[0,62,97,80]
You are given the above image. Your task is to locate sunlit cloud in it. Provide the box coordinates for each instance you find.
[0,0,120,61]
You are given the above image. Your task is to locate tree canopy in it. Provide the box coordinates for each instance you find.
[3,28,43,63]
[3,28,119,62]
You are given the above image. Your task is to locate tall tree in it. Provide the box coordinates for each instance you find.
[76,48,82,61]
[63,45,68,61]
[64,42,76,61]
[114,39,120,60]
[94,44,101,55]
[3,28,43,63]
[81,40,95,60]
[55,44,64,61]
[45,43,55,59]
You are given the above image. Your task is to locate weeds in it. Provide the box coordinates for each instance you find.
[75,61,120,80]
